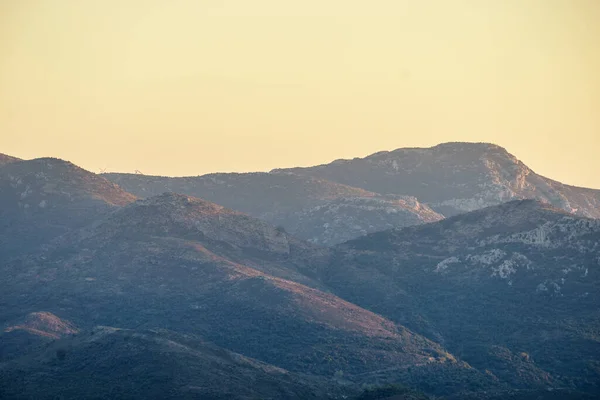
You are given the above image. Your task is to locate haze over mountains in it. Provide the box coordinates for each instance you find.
[104,172,444,245]
[1,142,599,399]
[104,142,600,245]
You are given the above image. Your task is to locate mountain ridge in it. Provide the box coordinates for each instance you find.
[1,191,486,393]
[0,157,136,260]
[1,147,599,398]
[103,171,443,245]
[273,142,600,219]
[0,326,349,399]
[0,153,21,166]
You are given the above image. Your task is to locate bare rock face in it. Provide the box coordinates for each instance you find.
[103,172,443,245]
[274,142,600,219]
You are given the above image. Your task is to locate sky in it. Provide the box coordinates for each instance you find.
[0,0,599,188]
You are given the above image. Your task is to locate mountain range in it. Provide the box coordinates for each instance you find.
[0,143,598,399]
[103,143,600,245]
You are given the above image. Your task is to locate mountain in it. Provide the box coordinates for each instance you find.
[279,195,441,245]
[0,153,21,166]
[103,172,442,245]
[0,157,136,259]
[0,326,347,400]
[273,142,600,218]
[0,312,79,361]
[317,200,600,393]
[3,152,600,398]
[0,193,491,396]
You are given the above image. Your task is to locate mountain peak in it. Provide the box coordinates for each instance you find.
[378,142,508,156]
[0,157,137,259]
[0,157,136,207]
[0,153,22,166]
[431,141,506,150]
[274,142,600,219]
[85,192,296,255]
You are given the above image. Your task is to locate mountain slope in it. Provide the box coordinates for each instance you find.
[3,311,79,340]
[0,158,136,259]
[103,172,442,245]
[274,142,600,218]
[0,326,347,400]
[319,200,600,393]
[0,153,21,166]
[0,193,485,393]
[0,312,79,361]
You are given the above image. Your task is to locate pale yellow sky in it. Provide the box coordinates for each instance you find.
[1,0,599,187]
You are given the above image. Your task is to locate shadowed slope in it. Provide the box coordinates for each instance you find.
[0,327,348,400]
[1,193,481,388]
[0,312,78,361]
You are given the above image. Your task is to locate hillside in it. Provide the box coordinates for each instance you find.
[0,326,347,400]
[0,193,489,395]
[0,153,21,166]
[319,200,600,392]
[0,157,136,260]
[1,152,599,398]
[274,142,600,218]
[103,172,442,245]
[0,312,79,361]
